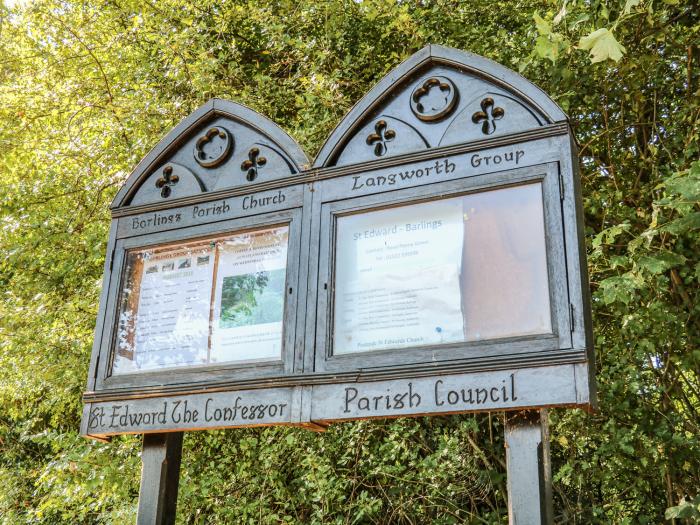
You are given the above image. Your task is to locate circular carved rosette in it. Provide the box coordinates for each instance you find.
[410,76,459,122]
[193,127,233,168]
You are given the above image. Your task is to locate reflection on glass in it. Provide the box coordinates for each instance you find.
[333,183,551,354]
[210,228,288,363]
[112,226,288,374]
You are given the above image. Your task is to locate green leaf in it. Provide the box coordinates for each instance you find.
[578,28,626,63]
[663,161,700,201]
[623,0,641,15]
[660,212,700,234]
[599,273,640,304]
[535,36,558,61]
[665,496,700,520]
[553,3,567,26]
[637,252,686,274]
[533,13,551,35]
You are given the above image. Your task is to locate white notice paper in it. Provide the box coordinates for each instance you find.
[114,244,214,372]
[211,226,289,362]
[333,199,465,354]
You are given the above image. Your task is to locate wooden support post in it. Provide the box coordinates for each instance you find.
[505,410,553,525]
[137,433,183,525]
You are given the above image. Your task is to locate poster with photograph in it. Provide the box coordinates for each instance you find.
[210,226,289,362]
[333,199,466,354]
[113,243,215,373]
[112,225,290,375]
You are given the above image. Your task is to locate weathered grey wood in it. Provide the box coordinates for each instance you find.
[83,124,594,410]
[505,410,553,525]
[303,180,324,375]
[317,138,562,202]
[117,186,303,238]
[113,99,308,208]
[137,432,183,525]
[82,45,595,440]
[540,156,572,349]
[312,366,578,423]
[86,385,296,437]
[84,218,118,394]
[312,161,571,375]
[83,349,587,406]
[331,75,547,167]
[85,364,586,438]
[313,44,566,168]
[293,183,316,374]
[574,362,595,407]
[561,133,596,368]
[94,206,304,392]
[108,125,566,223]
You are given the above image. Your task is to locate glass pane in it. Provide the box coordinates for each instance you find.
[112,225,289,374]
[332,183,550,355]
[210,228,289,363]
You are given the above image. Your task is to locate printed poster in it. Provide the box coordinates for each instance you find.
[114,243,215,373]
[210,226,289,362]
[333,198,465,354]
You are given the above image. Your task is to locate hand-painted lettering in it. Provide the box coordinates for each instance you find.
[350,159,455,191]
[470,149,525,168]
[242,190,286,210]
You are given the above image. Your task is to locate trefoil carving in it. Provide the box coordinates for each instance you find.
[241,147,267,181]
[155,165,179,198]
[471,98,505,135]
[366,120,396,157]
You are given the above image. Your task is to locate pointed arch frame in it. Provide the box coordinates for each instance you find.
[111,99,309,209]
[312,44,567,168]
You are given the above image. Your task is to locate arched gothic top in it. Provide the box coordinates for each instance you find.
[312,45,567,168]
[112,99,309,209]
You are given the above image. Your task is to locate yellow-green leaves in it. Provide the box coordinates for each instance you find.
[623,0,641,15]
[553,2,567,25]
[533,12,552,35]
[2,0,699,523]
[665,495,700,521]
[578,28,626,63]
[636,252,687,275]
[533,12,570,63]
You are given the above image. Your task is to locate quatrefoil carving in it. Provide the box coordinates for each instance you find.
[366,120,396,157]
[193,127,233,168]
[410,76,458,122]
[471,98,505,135]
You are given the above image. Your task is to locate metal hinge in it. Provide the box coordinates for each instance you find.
[570,304,575,332]
[109,248,115,271]
[559,172,565,201]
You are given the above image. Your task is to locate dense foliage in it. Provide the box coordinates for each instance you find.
[0,0,698,523]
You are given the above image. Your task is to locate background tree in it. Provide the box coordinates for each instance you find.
[0,0,697,523]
